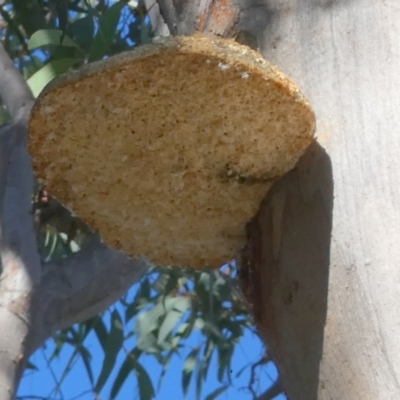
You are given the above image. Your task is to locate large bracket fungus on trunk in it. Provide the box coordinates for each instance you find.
[28,34,315,269]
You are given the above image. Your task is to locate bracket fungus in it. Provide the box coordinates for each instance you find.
[28,35,315,269]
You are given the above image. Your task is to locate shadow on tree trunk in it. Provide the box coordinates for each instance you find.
[240,141,333,399]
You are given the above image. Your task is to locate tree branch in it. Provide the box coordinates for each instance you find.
[0,122,41,400]
[31,234,149,354]
[156,0,240,37]
[256,378,284,400]
[144,0,170,37]
[0,39,41,400]
[0,40,40,288]
[0,42,34,123]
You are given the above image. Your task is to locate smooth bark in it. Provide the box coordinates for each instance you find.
[157,0,400,398]
[241,1,400,399]
[0,42,149,400]
[157,0,241,37]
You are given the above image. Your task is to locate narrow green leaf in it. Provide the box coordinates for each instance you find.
[55,0,69,43]
[51,45,81,62]
[202,340,215,382]
[194,317,205,330]
[198,271,212,288]
[0,7,32,60]
[89,2,125,62]
[163,271,180,298]
[204,385,228,400]
[27,58,79,97]
[50,331,67,360]
[110,352,135,399]
[135,297,181,339]
[203,319,224,341]
[136,331,157,353]
[126,279,151,322]
[217,345,234,383]
[43,228,50,247]
[56,329,85,390]
[157,310,182,344]
[135,359,155,400]
[173,297,191,313]
[95,310,124,393]
[79,346,94,385]
[224,319,243,341]
[153,271,170,292]
[71,15,95,51]
[182,306,197,339]
[48,231,61,259]
[140,21,153,45]
[157,350,174,391]
[26,360,38,370]
[139,278,151,299]
[196,362,205,400]
[176,322,188,336]
[182,348,199,396]
[93,317,108,352]
[10,0,47,37]
[28,29,79,50]
[170,334,183,351]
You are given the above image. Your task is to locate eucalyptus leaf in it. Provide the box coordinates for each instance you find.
[92,317,108,352]
[158,310,183,344]
[71,15,95,51]
[95,310,124,393]
[79,346,94,385]
[110,352,135,399]
[182,348,199,396]
[25,360,38,370]
[27,58,80,97]
[89,1,125,62]
[28,29,79,50]
[140,20,153,45]
[135,359,155,400]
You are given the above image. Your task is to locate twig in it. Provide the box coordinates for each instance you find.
[256,378,284,400]
[0,41,33,122]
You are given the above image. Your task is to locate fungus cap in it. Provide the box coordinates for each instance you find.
[28,34,316,269]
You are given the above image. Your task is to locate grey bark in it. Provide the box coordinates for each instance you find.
[157,0,400,399]
[240,1,400,399]
[0,42,149,400]
[144,0,170,37]
[157,0,241,37]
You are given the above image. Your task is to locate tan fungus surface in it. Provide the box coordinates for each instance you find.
[28,35,315,269]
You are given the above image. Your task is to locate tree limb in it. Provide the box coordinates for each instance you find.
[0,122,40,400]
[0,39,40,400]
[0,41,41,288]
[144,0,170,37]
[0,42,34,123]
[156,0,241,37]
[31,234,149,354]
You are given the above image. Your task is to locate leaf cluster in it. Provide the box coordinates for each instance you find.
[0,0,153,97]
[28,264,264,400]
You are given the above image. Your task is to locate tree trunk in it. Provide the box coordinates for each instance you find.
[240,1,400,399]
[156,0,400,398]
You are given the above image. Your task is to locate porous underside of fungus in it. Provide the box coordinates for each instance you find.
[28,34,315,269]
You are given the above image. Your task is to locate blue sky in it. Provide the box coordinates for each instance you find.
[18,286,286,400]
